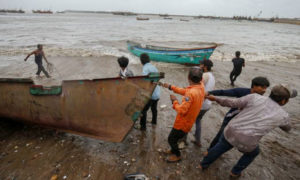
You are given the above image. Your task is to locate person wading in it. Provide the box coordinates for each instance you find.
[24,44,51,78]
[230,51,245,86]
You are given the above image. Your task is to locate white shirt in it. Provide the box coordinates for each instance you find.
[201,72,215,110]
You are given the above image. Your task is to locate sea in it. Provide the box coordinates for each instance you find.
[0,12,300,64]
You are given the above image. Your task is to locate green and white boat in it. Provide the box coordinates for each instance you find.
[127,41,217,65]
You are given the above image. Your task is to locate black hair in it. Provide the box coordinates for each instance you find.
[117,56,129,68]
[235,51,241,57]
[251,77,270,88]
[269,90,290,103]
[37,44,42,49]
[140,53,150,65]
[188,67,203,83]
[201,59,213,71]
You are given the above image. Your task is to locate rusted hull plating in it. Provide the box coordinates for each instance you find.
[0,73,164,142]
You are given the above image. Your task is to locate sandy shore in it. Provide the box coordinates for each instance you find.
[0,56,299,180]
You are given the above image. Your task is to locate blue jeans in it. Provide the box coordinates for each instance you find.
[201,134,260,175]
[194,109,208,144]
[208,115,232,150]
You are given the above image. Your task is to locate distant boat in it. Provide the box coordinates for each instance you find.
[0,9,25,13]
[0,73,164,142]
[180,19,189,22]
[164,17,173,20]
[136,17,149,21]
[127,41,217,65]
[159,14,169,17]
[32,10,53,14]
[112,11,137,16]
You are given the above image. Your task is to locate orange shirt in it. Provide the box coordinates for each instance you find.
[171,83,205,133]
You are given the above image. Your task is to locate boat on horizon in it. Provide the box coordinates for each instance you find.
[127,41,217,65]
[0,73,164,142]
[32,10,53,14]
[180,19,189,22]
[0,9,25,13]
[136,17,149,21]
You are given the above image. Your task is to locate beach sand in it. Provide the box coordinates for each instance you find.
[0,56,299,180]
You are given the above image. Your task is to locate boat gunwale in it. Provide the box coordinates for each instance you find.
[127,41,217,52]
[64,73,164,83]
[0,73,164,84]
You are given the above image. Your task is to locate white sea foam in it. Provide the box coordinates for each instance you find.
[0,13,299,63]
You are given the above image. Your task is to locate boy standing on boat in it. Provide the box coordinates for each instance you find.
[24,44,51,78]
[117,56,134,78]
[160,67,205,162]
[199,84,297,177]
[139,53,160,130]
[230,51,245,86]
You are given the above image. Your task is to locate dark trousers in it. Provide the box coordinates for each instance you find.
[201,134,260,175]
[36,63,50,77]
[140,99,159,129]
[230,69,241,84]
[208,116,231,150]
[168,128,186,157]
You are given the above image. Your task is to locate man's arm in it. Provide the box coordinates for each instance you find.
[206,94,252,109]
[42,51,49,64]
[279,125,291,132]
[172,94,192,116]
[202,73,209,85]
[279,117,291,132]
[242,59,245,67]
[171,85,187,96]
[160,83,186,96]
[209,88,249,97]
[24,51,35,61]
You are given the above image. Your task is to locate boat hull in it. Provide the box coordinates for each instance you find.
[0,73,164,142]
[127,41,217,65]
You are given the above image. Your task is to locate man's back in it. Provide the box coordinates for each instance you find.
[202,72,215,110]
[232,58,245,71]
[223,93,289,152]
[143,62,160,100]
[172,84,205,133]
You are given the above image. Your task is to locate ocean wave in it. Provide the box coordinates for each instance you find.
[0,45,298,63]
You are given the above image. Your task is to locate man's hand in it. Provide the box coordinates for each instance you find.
[158,83,169,88]
[24,58,27,61]
[170,94,177,103]
[156,82,171,89]
[205,95,216,101]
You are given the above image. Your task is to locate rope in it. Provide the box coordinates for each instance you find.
[47,63,63,79]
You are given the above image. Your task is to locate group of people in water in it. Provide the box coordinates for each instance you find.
[26,45,297,178]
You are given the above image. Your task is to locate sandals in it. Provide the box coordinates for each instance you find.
[230,172,242,178]
[166,154,181,163]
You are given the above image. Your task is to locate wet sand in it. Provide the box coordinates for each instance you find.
[0,56,300,180]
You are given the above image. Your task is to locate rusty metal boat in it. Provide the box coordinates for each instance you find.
[0,73,164,142]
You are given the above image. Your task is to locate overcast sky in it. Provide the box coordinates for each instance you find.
[1,0,299,18]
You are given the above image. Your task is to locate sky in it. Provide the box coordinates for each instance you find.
[1,0,300,18]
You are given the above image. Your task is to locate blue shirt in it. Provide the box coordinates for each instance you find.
[143,63,160,100]
[209,88,251,123]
